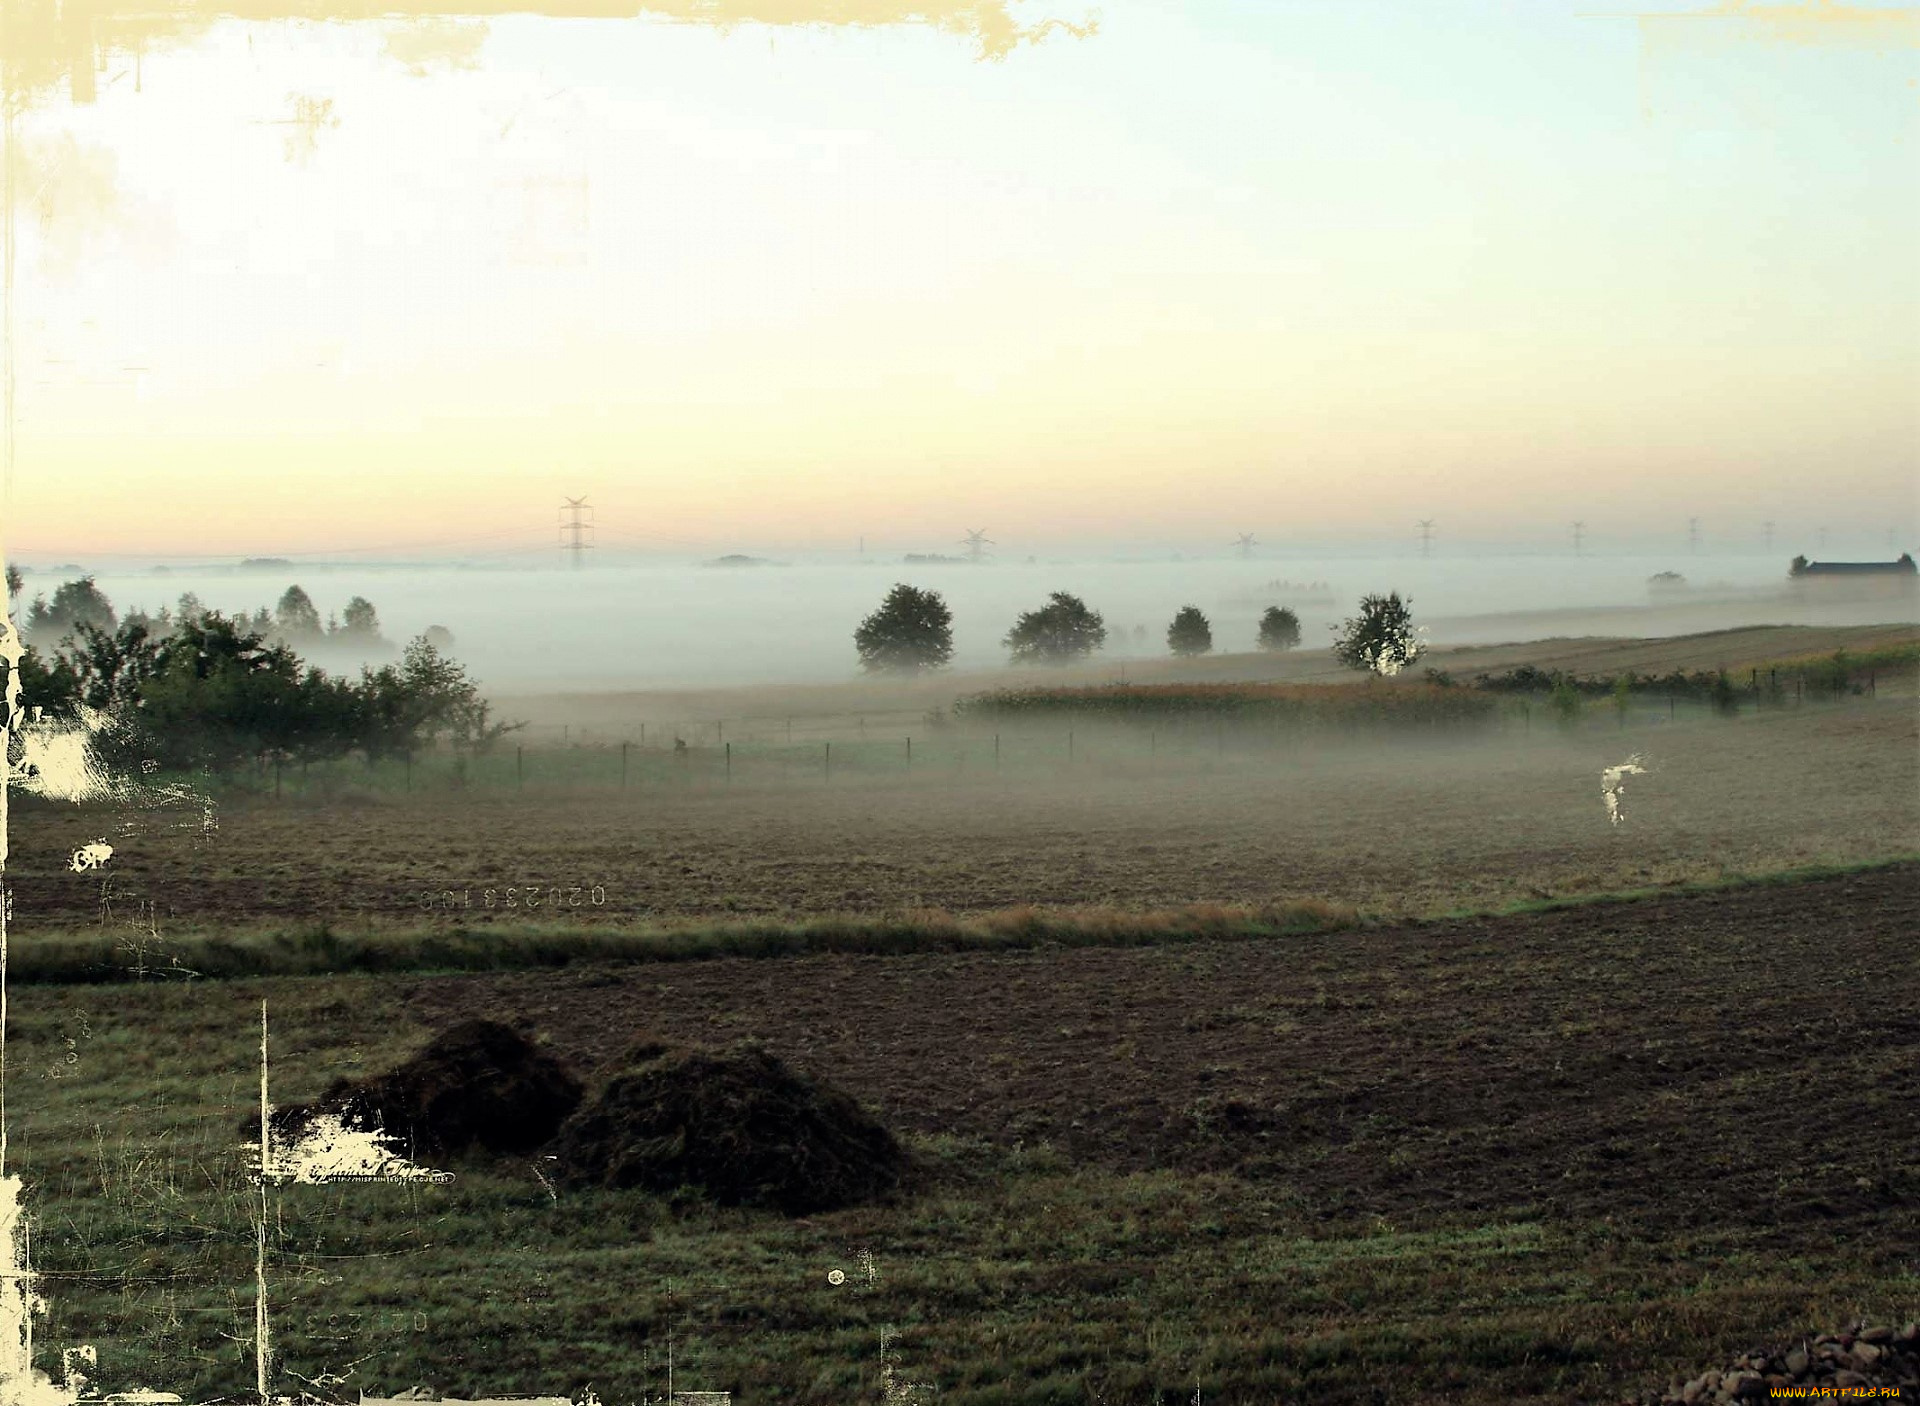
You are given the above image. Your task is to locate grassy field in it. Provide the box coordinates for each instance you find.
[6,865,1915,1403]
[3,621,1915,1403]
[8,675,1914,939]
[483,622,1920,739]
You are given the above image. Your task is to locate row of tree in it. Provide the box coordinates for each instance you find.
[5,569,434,657]
[4,573,509,773]
[854,586,1419,674]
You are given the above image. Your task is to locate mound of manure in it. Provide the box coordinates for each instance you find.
[268,1019,583,1158]
[550,1041,908,1215]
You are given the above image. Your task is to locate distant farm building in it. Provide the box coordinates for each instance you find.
[1788,554,1917,596]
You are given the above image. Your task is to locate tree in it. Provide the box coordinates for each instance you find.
[276,585,323,640]
[1004,592,1106,664]
[337,595,384,641]
[1257,606,1301,652]
[175,591,205,626]
[1789,555,1809,578]
[26,576,117,644]
[135,614,312,770]
[854,584,954,674]
[1166,605,1212,657]
[4,564,21,602]
[357,635,519,757]
[1330,591,1426,676]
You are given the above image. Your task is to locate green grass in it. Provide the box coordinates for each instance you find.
[14,856,1917,987]
[17,1060,1914,1404]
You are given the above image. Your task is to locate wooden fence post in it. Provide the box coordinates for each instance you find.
[622,741,629,788]
[517,746,524,787]
[725,741,731,780]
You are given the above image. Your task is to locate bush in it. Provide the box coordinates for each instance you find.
[1258,606,1301,652]
[1709,669,1739,716]
[953,681,1497,731]
[1004,592,1106,664]
[853,583,954,674]
[1167,606,1212,657]
[1330,592,1425,676]
[1549,675,1583,726]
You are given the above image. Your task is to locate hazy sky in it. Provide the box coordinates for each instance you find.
[3,0,1916,560]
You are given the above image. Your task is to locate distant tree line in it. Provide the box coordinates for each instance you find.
[851,587,1315,674]
[3,573,508,772]
[11,574,425,660]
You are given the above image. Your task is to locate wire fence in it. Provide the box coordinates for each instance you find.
[214,667,1881,799]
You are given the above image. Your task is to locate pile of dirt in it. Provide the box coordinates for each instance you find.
[549,1039,909,1215]
[271,1019,584,1158]
[1634,1321,1918,1403]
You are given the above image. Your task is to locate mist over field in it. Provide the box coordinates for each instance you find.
[20,550,1911,690]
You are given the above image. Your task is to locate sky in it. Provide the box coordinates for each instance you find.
[2,0,1916,562]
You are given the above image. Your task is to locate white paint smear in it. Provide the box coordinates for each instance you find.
[10,707,215,834]
[12,707,125,803]
[0,1175,84,1406]
[256,1112,453,1186]
[68,841,113,873]
[1602,754,1649,826]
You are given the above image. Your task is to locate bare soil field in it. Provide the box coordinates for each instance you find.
[8,689,1915,932]
[405,861,1920,1239]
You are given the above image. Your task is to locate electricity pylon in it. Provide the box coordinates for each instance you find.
[1231,533,1257,560]
[559,496,594,569]
[960,529,994,563]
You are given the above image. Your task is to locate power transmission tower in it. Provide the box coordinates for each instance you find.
[1416,520,1435,557]
[1763,520,1775,555]
[960,528,994,563]
[558,496,594,570]
[1231,533,1257,560]
[1687,517,1700,554]
[1817,526,1828,553]
[1571,521,1586,556]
